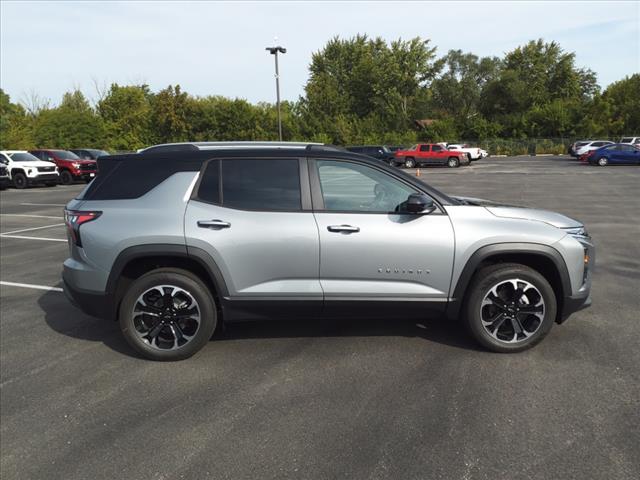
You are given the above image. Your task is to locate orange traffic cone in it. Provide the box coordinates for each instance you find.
[416,168,421,177]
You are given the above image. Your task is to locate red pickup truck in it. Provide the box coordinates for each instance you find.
[29,149,98,184]
[394,143,468,168]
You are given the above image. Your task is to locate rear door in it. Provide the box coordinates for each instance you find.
[184,157,321,318]
[430,144,448,163]
[310,158,454,317]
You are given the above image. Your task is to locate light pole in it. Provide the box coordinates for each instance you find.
[266,45,286,141]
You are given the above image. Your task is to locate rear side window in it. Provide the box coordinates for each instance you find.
[197,160,220,204]
[419,145,429,152]
[221,159,301,211]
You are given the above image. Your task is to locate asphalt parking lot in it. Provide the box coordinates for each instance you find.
[1,156,639,480]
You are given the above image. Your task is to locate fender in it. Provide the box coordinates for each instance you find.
[446,242,572,321]
[105,243,230,300]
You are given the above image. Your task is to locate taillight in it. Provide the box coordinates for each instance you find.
[64,210,101,247]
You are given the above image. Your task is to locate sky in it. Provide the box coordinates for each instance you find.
[1,1,639,106]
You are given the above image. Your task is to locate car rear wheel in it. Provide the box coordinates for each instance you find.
[404,157,416,169]
[447,157,460,168]
[12,172,27,189]
[464,263,556,353]
[597,157,608,166]
[119,268,217,361]
[60,170,74,185]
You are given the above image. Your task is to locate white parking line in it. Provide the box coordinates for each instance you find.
[1,223,65,235]
[0,281,63,292]
[0,234,67,242]
[0,214,61,219]
[20,203,66,207]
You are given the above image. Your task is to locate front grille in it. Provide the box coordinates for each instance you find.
[78,163,96,171]
[38,166,56,173]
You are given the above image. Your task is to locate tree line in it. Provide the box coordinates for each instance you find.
[1,36,638,153]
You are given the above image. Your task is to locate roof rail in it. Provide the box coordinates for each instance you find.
[138,141,332,154]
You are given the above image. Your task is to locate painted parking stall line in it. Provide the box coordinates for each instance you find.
[0,234,67,243]
[1,223,65,235]
[0,281,63,292]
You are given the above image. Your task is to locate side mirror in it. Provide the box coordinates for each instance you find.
[406,193,436,214]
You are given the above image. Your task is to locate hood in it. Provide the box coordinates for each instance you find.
[12,160,57,169]
[452,196,582,228]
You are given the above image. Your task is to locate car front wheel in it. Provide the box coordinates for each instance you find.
[60,170,74,185]
[12,172,27,189]
[464,263,557,352]
[404,157,416,169]
[447,157,460,168]
[119,268,218,361]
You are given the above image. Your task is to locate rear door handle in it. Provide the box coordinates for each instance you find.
[197,219,231,229]
[327,224,360,233]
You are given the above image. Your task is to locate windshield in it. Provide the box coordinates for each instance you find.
[52,150,80,160]
[8,152,40,162]
[89,149,109,158]
[407,144,418,151]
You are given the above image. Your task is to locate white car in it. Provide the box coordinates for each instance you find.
[575,140,614,157]
[620,136,640,146]
[446,144,484,161]
[0,151,59,189]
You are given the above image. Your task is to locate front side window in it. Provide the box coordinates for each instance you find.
[221,159,301,211]
[317,160,419,213]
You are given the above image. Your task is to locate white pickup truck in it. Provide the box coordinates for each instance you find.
[443,144,488,161]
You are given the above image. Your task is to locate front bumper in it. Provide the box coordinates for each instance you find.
[30,173,60,183]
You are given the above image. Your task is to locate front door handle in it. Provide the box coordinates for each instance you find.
[327,224,360,233]
[197,219,231,229]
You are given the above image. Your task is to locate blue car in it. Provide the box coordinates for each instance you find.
[587,143,640,166]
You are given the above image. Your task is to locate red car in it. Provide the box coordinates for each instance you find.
[394,143,467,168]
[29,149,98,184]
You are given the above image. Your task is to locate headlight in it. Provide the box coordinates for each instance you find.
[72,162,80,168]
[564,226,589,238]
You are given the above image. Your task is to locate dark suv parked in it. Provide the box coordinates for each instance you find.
[346,145,401,166]
[63,142,593,360]
[70,149,110,160]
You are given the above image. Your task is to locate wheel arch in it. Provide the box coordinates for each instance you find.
[106,244,229,321]
[447,243,571,323]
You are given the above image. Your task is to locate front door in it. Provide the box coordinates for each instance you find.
[184,158,321,319]
[311,158,455,317]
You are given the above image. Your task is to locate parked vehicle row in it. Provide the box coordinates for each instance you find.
[394,143,470,168]
[569,137,639,157]
[580,143,640,166]
[0,148,109,189]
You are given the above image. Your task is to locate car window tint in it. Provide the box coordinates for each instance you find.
[432,145,443,152]
[222,159,301,211]
[197,160,220,204]
[317,160,418,213]
[419,145,429,152]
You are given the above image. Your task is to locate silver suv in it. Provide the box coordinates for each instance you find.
[63,142,594,360]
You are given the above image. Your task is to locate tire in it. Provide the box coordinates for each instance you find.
[12,172,27,189]
[447,156,460,168]
[467,153,473,162]
[404,157,416,169]
[597,157,608,166]
[60,170,74,185]
[464,263,557,353]
[119,268,218,361]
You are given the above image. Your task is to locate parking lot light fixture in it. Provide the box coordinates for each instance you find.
[266,45,286,141]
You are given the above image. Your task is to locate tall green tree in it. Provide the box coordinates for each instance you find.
[97,84,152,151]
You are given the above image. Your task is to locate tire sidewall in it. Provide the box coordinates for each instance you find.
[465,265,557,352]
[598,157,608,166]
[448,157,460,168]
[119,269,217,361]
[405,158,415,168]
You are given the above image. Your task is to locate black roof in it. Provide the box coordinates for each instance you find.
[85,145,454,205]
